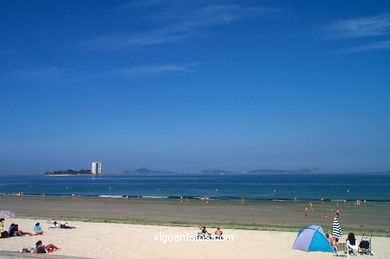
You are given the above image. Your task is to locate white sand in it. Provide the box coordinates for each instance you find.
[0,218,389,259]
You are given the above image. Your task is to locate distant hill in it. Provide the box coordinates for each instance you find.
[43,169,92,176]
[119,168,179,175]
[199,168,320,175]
[199,169,237,175]
[246,168,320,174]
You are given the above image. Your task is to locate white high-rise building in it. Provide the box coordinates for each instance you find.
[91,161,102,175]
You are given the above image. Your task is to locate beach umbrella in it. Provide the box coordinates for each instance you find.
[293,225,335,252]
[0,210,15,218]
[332,217,342,239]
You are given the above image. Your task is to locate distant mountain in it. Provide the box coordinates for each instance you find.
[246,169,286,174]
[199,169,237,175]
[119,168,179,175]
[246,168,320,174]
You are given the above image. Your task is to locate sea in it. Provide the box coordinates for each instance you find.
[0,173,389,203]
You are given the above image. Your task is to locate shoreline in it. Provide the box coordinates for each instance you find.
[2,193,390,203]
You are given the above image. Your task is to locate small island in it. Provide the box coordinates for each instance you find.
[43,169,93,176]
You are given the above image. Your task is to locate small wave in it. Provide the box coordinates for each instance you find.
[142,195,169,199]
[98,195,124,198]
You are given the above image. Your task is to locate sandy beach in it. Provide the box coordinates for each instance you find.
[1,197,390,258]
[1,197,390,234]
[0,218,389,259]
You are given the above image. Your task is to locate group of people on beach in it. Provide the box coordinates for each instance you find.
[197,226,224,240]
[0,220,48,238]
[326,232,358,254]
[304,201,314,216]
[0,219,76,254]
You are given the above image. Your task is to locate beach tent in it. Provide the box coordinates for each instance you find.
[293,225,335,252]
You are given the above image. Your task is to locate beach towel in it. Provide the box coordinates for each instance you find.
[32,249,58,254]
[21,249,58,254]
[29,233,42,236]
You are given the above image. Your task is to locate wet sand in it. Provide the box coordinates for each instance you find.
[1,196,389,234]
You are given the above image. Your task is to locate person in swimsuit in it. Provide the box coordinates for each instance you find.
[215,228,223,239]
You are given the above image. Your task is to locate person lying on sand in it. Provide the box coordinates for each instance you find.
[215,228,223,239]
[52,221,76,229]
[22,240,59,253]
[32,222,43,234]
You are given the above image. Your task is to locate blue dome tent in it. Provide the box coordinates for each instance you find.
[293,225,335,253]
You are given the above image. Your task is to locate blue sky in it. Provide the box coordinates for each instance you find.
[1,0,390,174]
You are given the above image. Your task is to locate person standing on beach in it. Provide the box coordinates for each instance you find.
[304,204,309,216]
[310,202,313,212]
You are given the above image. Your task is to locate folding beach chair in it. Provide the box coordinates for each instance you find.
[335,243,349,257]
[358,235,374,256]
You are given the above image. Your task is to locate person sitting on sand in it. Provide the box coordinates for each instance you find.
[325,233,334,246]
[0,218,10,238]
[197,226,212,239]
[346,232,358,254]
[33,222,43,234]
[333,238,339,249]
[10,224,29,236]
[215,228,223,239]
[346,232,356,246]
[201,226,211,236]
[0,218,4,232]
[53,221,75,229]
[8,223,14,234]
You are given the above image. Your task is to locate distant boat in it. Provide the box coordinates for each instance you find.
[220,173,224,176]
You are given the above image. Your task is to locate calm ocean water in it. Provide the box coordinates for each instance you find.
[0,174,389,202]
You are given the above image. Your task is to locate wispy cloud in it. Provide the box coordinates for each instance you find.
[111,64,194,77]
[85,2,280,49]
[327,13,390,52]
[329,13,390,39]
[347,40,390,53]
[4,64,194,83]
